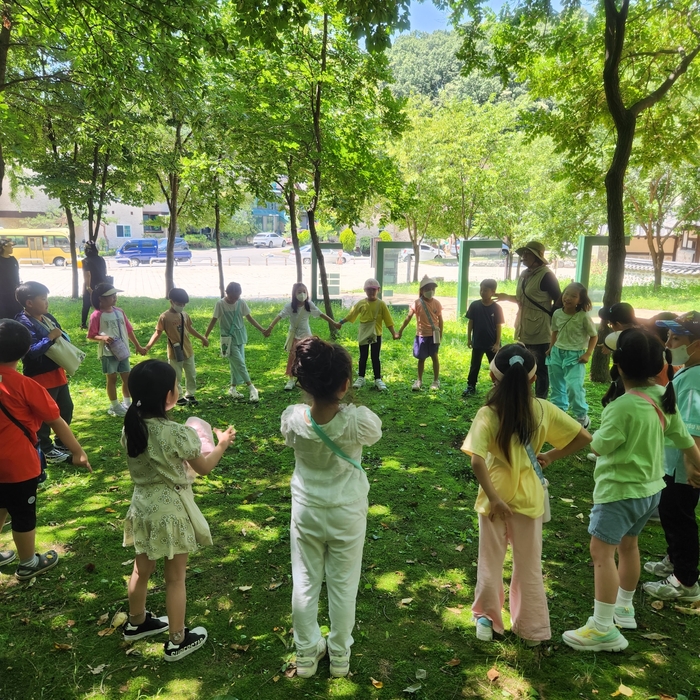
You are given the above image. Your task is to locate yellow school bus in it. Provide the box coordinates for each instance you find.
[1,228,79,266]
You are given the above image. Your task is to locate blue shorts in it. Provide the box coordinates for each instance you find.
[101,356,131,375]
[588,493,661,545]
[413,335,439,360]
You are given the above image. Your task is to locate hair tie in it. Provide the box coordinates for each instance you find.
[136,400,142,407]
[509,355,525,366]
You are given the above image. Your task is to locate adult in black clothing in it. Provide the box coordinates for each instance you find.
[80,242,108,328]
[0,237,23,320]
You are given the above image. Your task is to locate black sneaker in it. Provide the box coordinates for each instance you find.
[123,611,169,641]
[462,386,476,397]
[186,396,199,406]
[44,447,70,464]
[176,397,189,406]
[164,626,208,662]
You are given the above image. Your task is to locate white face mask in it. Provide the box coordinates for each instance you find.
[670,344,691,366]
[422,290,434,300]
[296,292,307,302]
[171,303,185,313]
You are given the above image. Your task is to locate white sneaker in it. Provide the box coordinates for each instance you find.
[295,637,326,678]
[284,378,296,391]
[329,651,350,678]
[644,554,674,577]
[475,617,493,641]
[562,617,628,652]
[374,378,387,391]
[613,605,637,629]
[108,403,127,417]
[411,379,422,391]
[353,376,366,389]
[249,385,259,403]
[228,386,244,399]
[586,453,598,463]
[430,380,440,390]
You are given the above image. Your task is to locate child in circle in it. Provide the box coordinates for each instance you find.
[204,282,266,403]
[396,276,444,391]
[122,360,235,662]
[145,288,209,407]
[464,279,504,396]
[337,278,398,392]
[546,282,597,429]
[643,312,700,601]
[264,283,339,391]
[87,283,147,417]
[562,328,700,652]
[461,344,591,645]
[280,337,382,678]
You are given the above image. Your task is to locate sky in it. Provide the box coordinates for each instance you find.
[405,0,450,33]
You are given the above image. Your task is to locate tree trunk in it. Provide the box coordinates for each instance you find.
[164,123,182,296]
[0,4,10,197]
[214,199,224,297]
[308,208,334,321]
[64,204,79,299]
[286,187,302,282]
[654,249,663,288]
[412,234,419,283]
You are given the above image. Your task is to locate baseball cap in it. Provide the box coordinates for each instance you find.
[515,241,548,265]
[603,331,621,351]
[99,286,122,296]
[419,275,437,289]
[364,278,380,289]
[599,302,636,325]
[655,311,700,339]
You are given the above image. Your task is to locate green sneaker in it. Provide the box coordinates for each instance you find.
[562,617,629,652]
[643,575,700,602]
[613,605,637,629]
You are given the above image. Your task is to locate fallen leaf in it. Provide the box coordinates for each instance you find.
[446,658,461,667]
[66,620,75,628]
[272,675,280,682]
[673,605,700,616]
[238,585,253,592]
[88,663,107,675]
[97,627,115,637]
[230,644,249,652]
[284,666,296,678]
[419,423,427,427]
[403,683,422,693]
[20,618,30,625]
[400,597,413,606]
[121,559,134,566]
[53,643,73,651]
[111,612,128,628]
[487,667,499,682]
[268,582,283,591]
[125,648,141,656]
[27,576,36,587]
[446,607,463,615]
[641,633,671,640]
[96,613,109,626]
[560,497,574,502]
[650,600,664,610]
[575,513,585,520]
[370,677,383,688]
[455,544,464,552]
[105,508,116,513]
[416,669,427,679]
[612,684,633,697]
[119,684,129,693]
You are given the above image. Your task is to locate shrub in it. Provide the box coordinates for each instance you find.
[359,236,371,255]
[298,229,311,245]
[379,230,392,242]
[340,227,356,252]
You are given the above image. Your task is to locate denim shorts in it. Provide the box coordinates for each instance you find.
[101,355,131,375]
[588,492,661,545]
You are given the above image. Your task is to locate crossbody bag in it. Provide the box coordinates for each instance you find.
[220,302,242,358]
[524,441,551,523]
[38,315,86,376]
[0,398,47,483]
[169,313,186,362]
[627,390,666,430]
[306,407,364,472]
[104,310,130,361]
[419,298,441,344]
[357,302,382,346]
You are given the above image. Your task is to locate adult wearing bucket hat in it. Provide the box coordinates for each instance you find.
[497,241,561,398]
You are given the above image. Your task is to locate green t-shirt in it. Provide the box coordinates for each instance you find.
[664,365,700,483]
[552,309,597,351]
[591,384,695,504]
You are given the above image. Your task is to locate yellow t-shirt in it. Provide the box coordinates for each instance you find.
[461,399,581,518]
[345,299,394,336]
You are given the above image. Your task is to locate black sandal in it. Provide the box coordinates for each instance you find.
[15,550,59,581]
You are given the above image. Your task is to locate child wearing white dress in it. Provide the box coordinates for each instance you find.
[280,337,382,678]
[121,360,235,662]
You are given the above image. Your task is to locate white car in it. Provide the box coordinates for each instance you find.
[290,244,351,264]
[253,231,285,248]
[399,243,445,261]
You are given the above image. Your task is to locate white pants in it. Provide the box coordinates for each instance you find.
[290,497,368,655]
[170,355,196,397]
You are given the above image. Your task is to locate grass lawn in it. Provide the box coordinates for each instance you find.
[1,297,698,700]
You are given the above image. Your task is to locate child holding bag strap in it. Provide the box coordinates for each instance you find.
[461,344,590,645]
[397,276,443,391]
[280,337,382,678]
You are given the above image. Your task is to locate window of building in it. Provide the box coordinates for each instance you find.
[116,225,131,238]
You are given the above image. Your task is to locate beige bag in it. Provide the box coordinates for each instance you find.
[357,302,381,346]
[40,317,86,375]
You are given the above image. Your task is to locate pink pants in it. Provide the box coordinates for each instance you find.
[472,513,551,641]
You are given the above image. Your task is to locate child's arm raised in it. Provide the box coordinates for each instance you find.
[470,454,512,521]
[396,308,415,340]
[537,427,592,468]
[48,418,92,472]
[188,426,236,476]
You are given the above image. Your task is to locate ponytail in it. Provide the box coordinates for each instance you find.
[123,360,176,457]
[661,347,677,415]
[485,344,537,463]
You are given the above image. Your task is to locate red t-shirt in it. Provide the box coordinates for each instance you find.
[0,366,60,483]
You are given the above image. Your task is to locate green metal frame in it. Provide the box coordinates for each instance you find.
[456,239,503,319]
[375,241,409,299]
[574,235,629,288]
[310,242,343,304]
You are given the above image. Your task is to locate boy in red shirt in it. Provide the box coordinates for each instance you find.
[0,320,91,581]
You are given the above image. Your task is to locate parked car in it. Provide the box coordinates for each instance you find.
[290,244,351,265]
[116,237,192,266]
[449,239,510,257]
[253,231,285,248]
[399,243,445,261]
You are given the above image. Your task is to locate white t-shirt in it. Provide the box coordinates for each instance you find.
[278,301,322,340]
[280,403,382,507]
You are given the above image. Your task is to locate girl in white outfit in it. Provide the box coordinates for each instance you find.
[264,283,338,390]
[280,337,382,678]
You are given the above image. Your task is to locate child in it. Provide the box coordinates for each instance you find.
[0,320,91,579]
[461,344,591,644]
[337,278,398,391]
[145,288,209,407]
[121,360,235,661]
[87,283,147,417]
[464,279,504,396]
[15,282,75,463]
[204,282,266,403]
[264,283,339,390]
[563,328,700,652]
[643,312,700,601]
[546,282,597,429]
[396,276,444,391]
[281,337,382,677]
